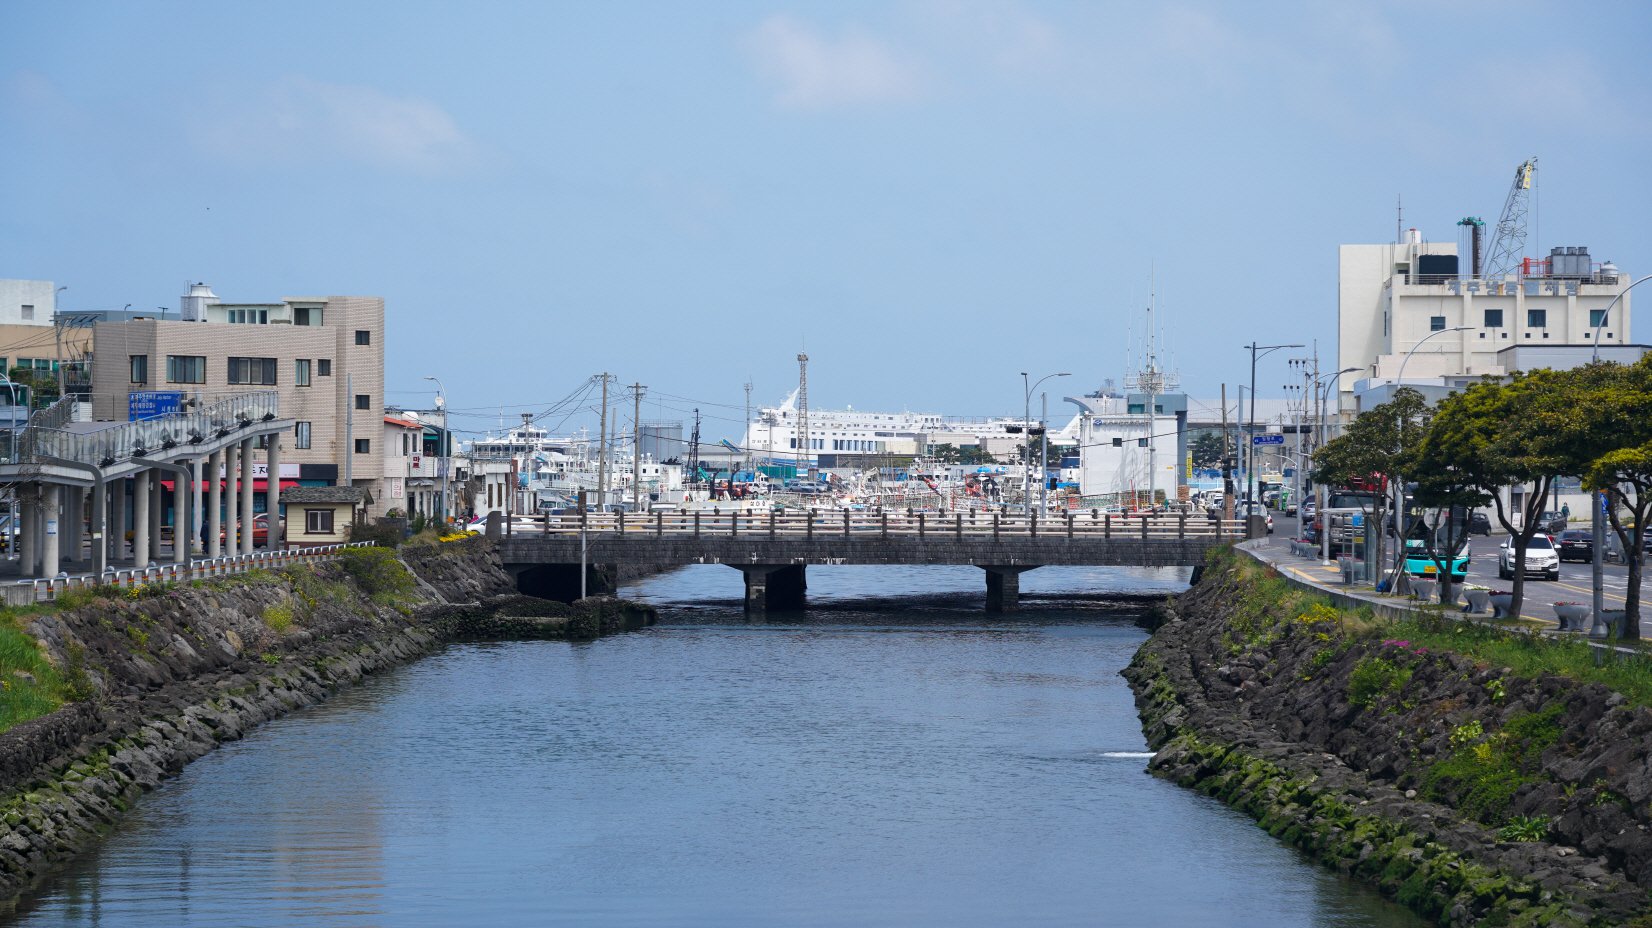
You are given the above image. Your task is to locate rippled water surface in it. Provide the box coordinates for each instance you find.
[10,565,1423,927]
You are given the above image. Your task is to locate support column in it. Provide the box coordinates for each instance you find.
[110,480,126,563]
[172,470,189,565]
[266,436,282,549]
[191,458,204,555]
[90,479,107,575]
[18,491,34,577]
[41,486,60,579]
[983,565,1035,613]
[149,471,164,564]
[207,449,222,558]
[737,564,807,616]
[223,442,237,557]
[240,439,255,556]
[133,471,150,567]
[61,490,81,566]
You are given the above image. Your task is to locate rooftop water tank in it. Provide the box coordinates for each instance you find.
[180,282,218,322]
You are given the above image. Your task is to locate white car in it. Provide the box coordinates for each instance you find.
[1239,502,1274,534]
[1498,535,1560,581]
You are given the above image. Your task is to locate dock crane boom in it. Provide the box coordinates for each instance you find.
[1481,157,1536,282]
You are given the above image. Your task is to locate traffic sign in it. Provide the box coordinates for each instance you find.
[1251,434,1284,445]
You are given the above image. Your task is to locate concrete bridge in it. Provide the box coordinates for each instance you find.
[497,509,1246,613]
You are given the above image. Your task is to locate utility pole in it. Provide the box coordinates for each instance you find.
[1220,383,1234,523]
[596,373,611,510]
[631,382,645,511]
[796,353,810,478]
[743,380,753,473]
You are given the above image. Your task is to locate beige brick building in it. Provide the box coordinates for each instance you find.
[90,293,386,511]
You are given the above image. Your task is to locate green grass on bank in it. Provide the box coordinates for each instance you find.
[1213,546,1652,709]
[0,609,77,732]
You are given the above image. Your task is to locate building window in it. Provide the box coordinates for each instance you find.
[295,421,312,449]
[1483,308,1503,328]
[294,307,322,326]
[318,359,332,376]
[227,357,278,385]
[295,359,311,387]
[129,355,148,384]
[305,508,334,534]
[1527,309,1547,328]
[1137,437,1149,447]
[355,330,371,346]
[1429,316,1446,331]
[228,309,269,324]
[1590,309,1610,329]
[20,305,33,321]
[166,355,206,384]
[355,394,370,411]
[355,438,371,454]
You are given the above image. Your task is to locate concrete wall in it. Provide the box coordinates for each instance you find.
[0,280,56,327]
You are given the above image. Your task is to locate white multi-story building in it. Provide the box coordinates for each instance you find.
[1339,232,1635,413]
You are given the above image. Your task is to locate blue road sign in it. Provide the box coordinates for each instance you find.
[128,391,183,421]
[1251,434,1284,445]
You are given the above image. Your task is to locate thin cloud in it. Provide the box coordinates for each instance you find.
[194,77,475,173]
[745,15,926,109]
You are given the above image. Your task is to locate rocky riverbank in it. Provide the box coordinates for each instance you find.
[1126,549,1652,927]
[0,538,655,909]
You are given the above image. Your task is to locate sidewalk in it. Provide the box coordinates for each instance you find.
[1244,534,1585,633]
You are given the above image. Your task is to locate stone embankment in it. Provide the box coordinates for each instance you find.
[0,538,655,908]
[1126,550,1652,927]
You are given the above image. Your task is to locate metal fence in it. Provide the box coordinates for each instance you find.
[2,541,377,606]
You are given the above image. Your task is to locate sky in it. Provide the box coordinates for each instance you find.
[4,1,1651,443]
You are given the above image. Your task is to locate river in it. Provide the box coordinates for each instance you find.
[9,565,1424,927]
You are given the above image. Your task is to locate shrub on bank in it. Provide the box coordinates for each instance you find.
[0,611,73,731]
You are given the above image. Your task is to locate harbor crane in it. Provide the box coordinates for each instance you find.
[1481,157,1536,282]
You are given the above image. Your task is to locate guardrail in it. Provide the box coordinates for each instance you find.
[505,509,1245,541]
[5,541,378,606]
[7,391,280,467]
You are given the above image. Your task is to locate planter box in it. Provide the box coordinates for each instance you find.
[1410,578,1437,602]
[1553,603,1589,631]
[1488,593,1514,619]
[1463,590,1491,615]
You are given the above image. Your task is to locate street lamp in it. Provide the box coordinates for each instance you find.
[424,376,448,526]
[1590,274,1651,363]
[1019,372,1068,512]
[1314,367,1359,565]
[1244,343,1302,524]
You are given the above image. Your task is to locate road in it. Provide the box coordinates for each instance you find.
[1269,514,1639,627]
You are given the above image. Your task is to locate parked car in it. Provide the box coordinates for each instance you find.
[1468,511,1492,536]
[1534,511,1567,534]
[1556,529,1594,563]
[1498,535,1560,581]
[214,512,280,546]
[1299,500,1316,522]
[1239,502,1274,534]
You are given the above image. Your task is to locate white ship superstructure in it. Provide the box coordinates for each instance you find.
[738,389,1078,466]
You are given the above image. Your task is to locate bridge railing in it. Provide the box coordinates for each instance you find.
[507,509,1245,541]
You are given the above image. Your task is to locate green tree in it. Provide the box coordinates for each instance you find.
[1569,358,1652,639]
[1189,431,1225,472]
[1422,368,1595,619]
[1405,442,1489,606]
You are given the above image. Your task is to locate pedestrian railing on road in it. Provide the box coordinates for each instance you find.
[6,541,378,606]
[504,509,1245,542]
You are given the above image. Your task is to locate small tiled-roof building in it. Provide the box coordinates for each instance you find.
[280,486,364,547]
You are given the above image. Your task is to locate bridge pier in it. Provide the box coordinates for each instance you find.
[738,564,806,615]
[982,565,1036,613]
